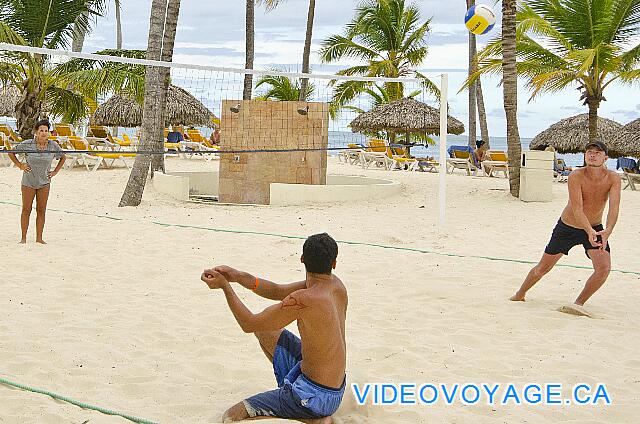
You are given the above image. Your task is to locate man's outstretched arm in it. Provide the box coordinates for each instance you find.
[599,174,622,249]
[214,265,305,300]
[567,173,600,247]
[201,269,304,333]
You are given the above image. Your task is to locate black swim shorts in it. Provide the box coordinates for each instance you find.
[545,219,611,257]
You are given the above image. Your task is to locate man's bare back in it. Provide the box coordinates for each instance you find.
[293,275,347,389]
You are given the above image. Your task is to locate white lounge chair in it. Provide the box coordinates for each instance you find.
[482,150,509,178]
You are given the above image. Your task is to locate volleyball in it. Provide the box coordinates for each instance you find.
[464,4,496,35]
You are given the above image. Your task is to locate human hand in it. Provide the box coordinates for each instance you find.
[587,228,602,248]
[48,169,58,179]
[213,265,242,282]
[596,229,610,250]
[201,269,229,289]
[20,163,31,172]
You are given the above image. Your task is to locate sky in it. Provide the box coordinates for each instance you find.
[82,0,640,138]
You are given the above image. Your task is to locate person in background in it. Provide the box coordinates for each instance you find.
[210,126,221,145]
[474,140,489,167]
[7,119,66,244]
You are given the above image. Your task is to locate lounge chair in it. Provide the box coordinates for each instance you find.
[185,130,219,160]
[54,123,75,137]
[0,133,10,166]
[388,145,418,171]
[446,145,478,175]
[623,167,640,191]
[616,157,639,190]
[415,157,439,172]
[67,136,136,171]
[2,134,19,167]
[89,125,109,138]
[482,150,509,178]
[552,158,572,182]
[122,133,137,147]
[360,139,394,170]
[0,124,22,144]
[338,143,364,165]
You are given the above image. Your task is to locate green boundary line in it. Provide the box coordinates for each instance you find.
[1,200,638,276]
[0,376,158,424]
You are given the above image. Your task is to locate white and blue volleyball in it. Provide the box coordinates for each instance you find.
[464,4,496,35]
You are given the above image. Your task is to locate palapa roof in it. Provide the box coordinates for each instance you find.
[349,97,465,135]
[612,118,640,158]
[0,85,20,117]
[91,85,216,127]
[529,114,626,157]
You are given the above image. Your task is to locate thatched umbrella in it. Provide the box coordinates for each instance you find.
[91,85,217,127]
[612,118,640,158]
[529,114,625,157]
[349,97,465,136]
[0,85,20,117]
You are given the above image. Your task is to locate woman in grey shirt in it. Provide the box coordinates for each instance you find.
[8,119,66,244]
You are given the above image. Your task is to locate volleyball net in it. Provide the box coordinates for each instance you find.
[0,43,449,156]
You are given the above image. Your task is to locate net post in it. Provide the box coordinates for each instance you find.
[438,73,448,227]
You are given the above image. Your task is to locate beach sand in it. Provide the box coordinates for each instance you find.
[1,156,638,423]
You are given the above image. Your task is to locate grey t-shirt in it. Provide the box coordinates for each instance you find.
[15,139,65,189]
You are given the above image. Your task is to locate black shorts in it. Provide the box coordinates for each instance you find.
[545,219,611,257]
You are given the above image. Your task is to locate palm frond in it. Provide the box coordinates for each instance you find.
[44,84,93,124]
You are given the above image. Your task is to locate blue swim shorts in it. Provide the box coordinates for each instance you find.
[243,329,346,419]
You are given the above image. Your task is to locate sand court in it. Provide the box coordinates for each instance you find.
[1,157,639,423]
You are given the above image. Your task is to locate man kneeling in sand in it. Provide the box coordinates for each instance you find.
[200,233,347,423]
[510,141,621,315]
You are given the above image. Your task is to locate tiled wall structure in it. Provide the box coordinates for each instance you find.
[218,100,329,204]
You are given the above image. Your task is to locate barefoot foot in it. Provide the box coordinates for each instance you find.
[557,304,593,318]
[19,239,26,244]
[509,293,525,302]
[36,239,47,244]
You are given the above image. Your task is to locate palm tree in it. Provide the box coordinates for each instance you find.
[255,73,315,101]
[254,0,316,100]
[240,0,286,100]
[243,0,254,100]
[72,0,121,52]
[0,0,103,139]
[476,76,489,146]
[55,49,146,102]
[467,0,478,148]
[299,0,316,100]
[502,0,521,197]
[319,0,439,118]
[119,0,181,207]
[475,0,640,144]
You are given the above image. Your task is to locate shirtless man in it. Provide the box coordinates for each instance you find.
[200,233,347,423]
[510,141,621,309]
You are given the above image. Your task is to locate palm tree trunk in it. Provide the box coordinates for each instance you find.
[587,98,600,143]
[119,0,169,207]
[71,11,90,52]
[476,79,489,147]
[502,0,521,197]
[151,0,182,173]
[243,0,255,100]
[467,0,477,148]
[111,0,124,138]
[115,0,123,49]
[298,0,316,101]
[15,79,44,140]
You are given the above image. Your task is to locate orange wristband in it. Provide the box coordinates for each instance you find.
[252,277,260,292]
